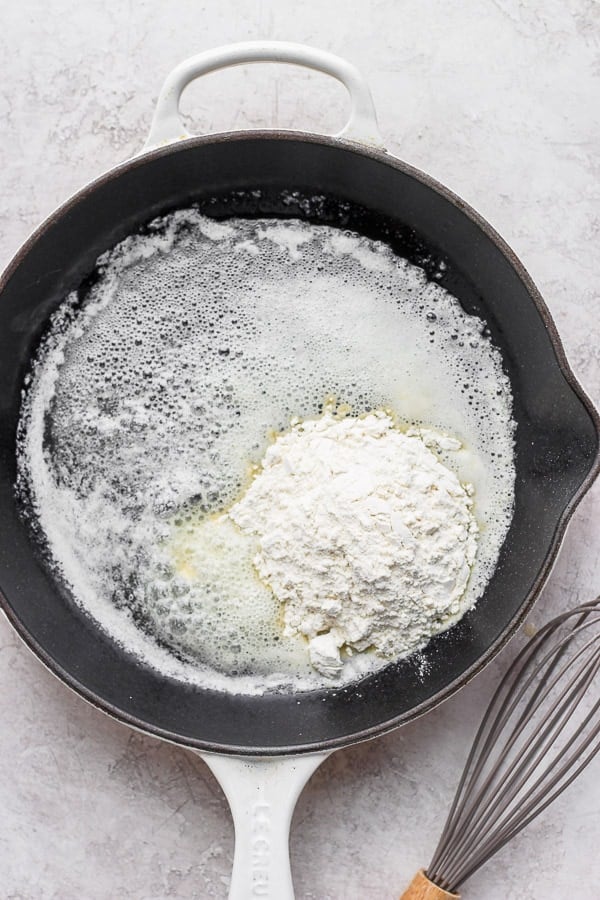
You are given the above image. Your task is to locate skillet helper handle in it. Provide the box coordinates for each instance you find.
[401,870,460,900]
[143,40,384,151]
[199,750,329,900]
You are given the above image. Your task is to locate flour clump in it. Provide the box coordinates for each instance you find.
[228,410,479,677]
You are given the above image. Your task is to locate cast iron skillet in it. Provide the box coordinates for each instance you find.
[0,43,598,899]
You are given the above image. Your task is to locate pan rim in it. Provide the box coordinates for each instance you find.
[1,129,599,756]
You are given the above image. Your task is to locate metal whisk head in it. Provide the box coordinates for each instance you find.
[405,598,600,898]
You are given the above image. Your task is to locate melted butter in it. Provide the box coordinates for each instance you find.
[18,211,515,693]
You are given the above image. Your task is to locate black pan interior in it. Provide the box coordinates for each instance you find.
[0,134,598,754]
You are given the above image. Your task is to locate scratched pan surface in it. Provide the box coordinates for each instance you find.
[0,133,598,754]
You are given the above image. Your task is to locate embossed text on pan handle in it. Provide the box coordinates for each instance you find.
[199,750,329,900]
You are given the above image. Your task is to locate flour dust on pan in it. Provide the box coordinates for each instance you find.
[16,204,516,694]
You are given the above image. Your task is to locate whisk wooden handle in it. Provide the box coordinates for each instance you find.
[400,870,460,899]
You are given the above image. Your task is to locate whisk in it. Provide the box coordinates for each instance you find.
[401,597,600,899]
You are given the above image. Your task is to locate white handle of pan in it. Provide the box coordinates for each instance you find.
[198,750,331,900]
[143,41,385,152]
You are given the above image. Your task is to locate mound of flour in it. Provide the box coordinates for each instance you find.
[229,411,478,677]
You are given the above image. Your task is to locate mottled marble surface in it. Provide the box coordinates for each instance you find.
[1,2,599,898]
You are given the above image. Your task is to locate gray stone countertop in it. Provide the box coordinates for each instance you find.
[1,2,598,897]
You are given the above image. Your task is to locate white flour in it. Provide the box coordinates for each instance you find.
[229,411,478,676]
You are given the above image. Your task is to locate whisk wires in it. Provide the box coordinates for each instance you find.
[427,598,600,892]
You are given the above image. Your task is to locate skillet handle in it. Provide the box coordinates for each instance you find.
[198,750,330,900]
[143,41,384,152]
